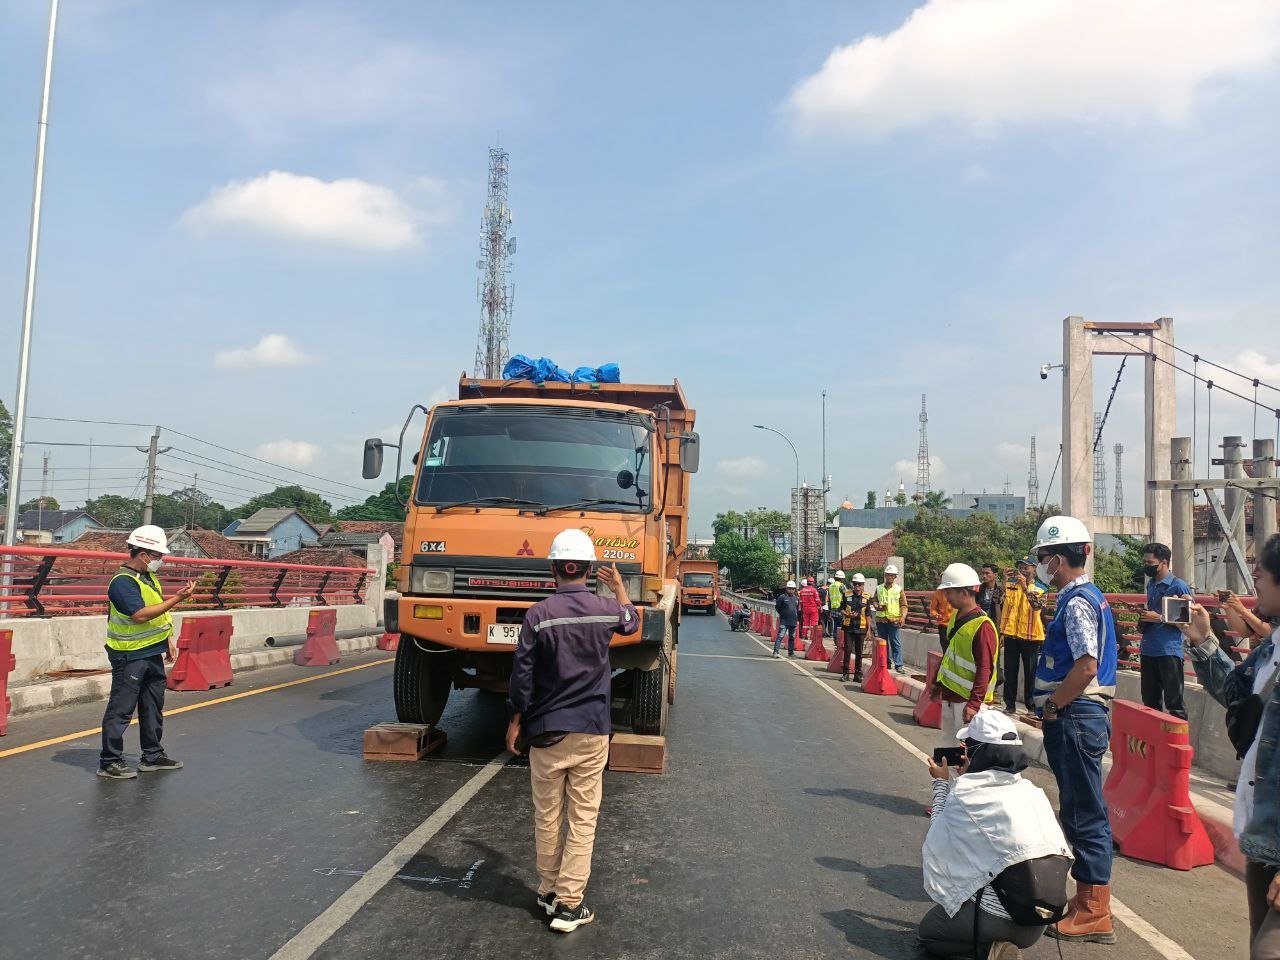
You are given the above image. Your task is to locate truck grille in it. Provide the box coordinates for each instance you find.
[451,565,598,601]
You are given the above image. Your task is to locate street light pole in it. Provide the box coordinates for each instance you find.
[821,389,828,579]
[754,423,801,583]
[4,0,60,547]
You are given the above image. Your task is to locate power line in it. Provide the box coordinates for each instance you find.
[161,427,374,494]
[160,450,365,504]
[22,441,140,448]
[1146,332,1280,397]
[155,467,268,499]
[28,415,156,428]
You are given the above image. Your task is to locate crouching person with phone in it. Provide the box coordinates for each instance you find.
[918,711,1072,959]
[1179,533,1280,957]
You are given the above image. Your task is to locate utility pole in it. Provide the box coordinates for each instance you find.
[821,389,827,578]
[1255,439,1278,562]
[1223,436,1248,594]
[136,426,171,526]
[3,0,60,548]
[1170,437,1193,583]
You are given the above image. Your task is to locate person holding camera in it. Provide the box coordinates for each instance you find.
[999,557,1046,717]
[918,710,1072,959]
[1137,542,1191,720]
[1179,533,1280,958]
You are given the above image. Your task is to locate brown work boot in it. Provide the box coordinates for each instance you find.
[1045,883,1116,944]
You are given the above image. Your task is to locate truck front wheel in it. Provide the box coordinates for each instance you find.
[630,659,669,735]
[394,636,453,725]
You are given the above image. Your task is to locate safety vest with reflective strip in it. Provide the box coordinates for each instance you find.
[876,584,903,620]
[938,611,1000,703]
[828,581,844,610]
[106,567,173,652]
[1033,579,1118,709]
[1000,581,1046,642]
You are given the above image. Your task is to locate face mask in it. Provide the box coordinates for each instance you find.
[1035,557,1055,586]
[147,558,164,573]
[1142,564,1160,579]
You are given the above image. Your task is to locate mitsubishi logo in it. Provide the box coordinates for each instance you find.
[516,540,535,557]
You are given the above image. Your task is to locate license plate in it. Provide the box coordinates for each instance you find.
[487,624,520,645]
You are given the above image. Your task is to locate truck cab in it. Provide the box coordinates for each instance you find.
[679,559,719,615]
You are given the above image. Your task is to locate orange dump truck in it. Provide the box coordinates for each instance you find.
[363,375,699,736]
[679,559,719,615]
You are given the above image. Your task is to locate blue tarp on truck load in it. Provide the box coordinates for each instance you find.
[503,355,621,384]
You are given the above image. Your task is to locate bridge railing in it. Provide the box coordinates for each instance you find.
[0,545,373,618]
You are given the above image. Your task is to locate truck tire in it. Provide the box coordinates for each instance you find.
[393,637,452,725]
[667,647,678,706]
[630,660,669,735]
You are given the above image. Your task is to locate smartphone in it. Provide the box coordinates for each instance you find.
[1217,590,1232,603]
[932,746,966,766]
[1162,596,1191,625]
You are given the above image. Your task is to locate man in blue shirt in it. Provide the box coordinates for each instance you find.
[1138,542,1191,720]
[506,528,639,934]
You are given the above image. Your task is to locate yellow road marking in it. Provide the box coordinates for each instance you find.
[0,658,394,760]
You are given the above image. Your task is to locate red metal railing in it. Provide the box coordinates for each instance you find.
[0,546,373,618]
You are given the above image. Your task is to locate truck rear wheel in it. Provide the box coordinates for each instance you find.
[394,636,453,725]
[630,659,669,735]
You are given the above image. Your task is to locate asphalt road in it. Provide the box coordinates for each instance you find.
[0,615,1246,959]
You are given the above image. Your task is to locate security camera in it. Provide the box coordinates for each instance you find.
[1039,364,1051,380]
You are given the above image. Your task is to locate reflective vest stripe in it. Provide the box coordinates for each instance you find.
[877,585,902,619]
[105,568,173,652]
[937,612,999,703]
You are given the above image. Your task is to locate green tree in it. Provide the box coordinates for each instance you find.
[152,487,234,531]
[1092,535,1145,594]
[335,476,411,521]
[863,490,877,510]
[0,399,11,500]
[19,496,60,512]
[233,485,333,526]
[712,508,790,541]
[921,490,952,510]
[892,508,1048,591]
[710,532,783,591]
[894,489,908,507]
[85,494,142,528]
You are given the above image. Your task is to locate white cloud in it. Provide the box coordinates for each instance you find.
[892,456,949,488]
[182,171,423,251]
[995,441,1029,463]
[715,455,768,479]
[1233,349,1280,382]
[214,334,316,370]
[255,440,321,468]
[786,0,1280,137]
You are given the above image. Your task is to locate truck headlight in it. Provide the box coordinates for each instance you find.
[410,566,453,595]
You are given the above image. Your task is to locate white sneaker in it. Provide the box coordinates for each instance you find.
[987,942,1023,959]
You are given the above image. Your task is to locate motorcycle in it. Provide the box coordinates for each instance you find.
[730,607,752,632]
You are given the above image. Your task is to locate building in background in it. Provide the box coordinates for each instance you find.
[825,494,1028,567]
[223,508,322,560]
[3,509,104,545]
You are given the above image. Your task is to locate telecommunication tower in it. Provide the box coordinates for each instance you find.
[1028,436,1039,508]
[473,147,516,379]
[1114,443,1124,515]
[1093,413,1107,516]
[916,395,931,497]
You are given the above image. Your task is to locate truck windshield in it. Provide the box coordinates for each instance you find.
[683,573,715,588]
[415,407,653,513]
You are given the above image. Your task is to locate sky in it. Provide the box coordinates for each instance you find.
[1,0,1279,536]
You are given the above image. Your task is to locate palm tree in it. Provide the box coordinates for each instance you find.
[922,490,952,510]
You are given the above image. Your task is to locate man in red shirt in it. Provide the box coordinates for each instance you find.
[798,578,821,643]
[931,563,1000,743]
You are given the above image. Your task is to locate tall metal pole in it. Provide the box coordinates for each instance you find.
[138,427,166,526]
[1170,437,1193,588]
[820,389,827,578]
[754,424,801,583]
[1255,438,1278,563]
[4,0,60,548]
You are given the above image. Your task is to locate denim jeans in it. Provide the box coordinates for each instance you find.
[100,653,167,766]
[1042,698,1112,884]
[877,621,903,668]
[774,622,798,655]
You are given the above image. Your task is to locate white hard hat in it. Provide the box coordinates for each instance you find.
[957,708,1023,746]
[548,528,597,562]
[835,570,846,579]
[938,562,981,590]
[126,525,169,555]
[1032,515,1092,552]
[785,580,797,588]
[851,573,866,583]
[884,564,899,575]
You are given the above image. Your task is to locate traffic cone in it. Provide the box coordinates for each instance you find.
[805,623,829,661]
[862,636,898,695]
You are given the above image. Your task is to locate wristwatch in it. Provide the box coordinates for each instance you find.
[1043,699,1061,721]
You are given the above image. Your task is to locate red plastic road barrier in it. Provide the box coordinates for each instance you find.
[826,629,846,674]
[805,623,829,661]
[912,650,944,729]
[0,629,14,736]
[1104,699,1215,870]
[862,635,898,695]
[167,616,234,691]
[295,609,341,666]
[378,632,400,651]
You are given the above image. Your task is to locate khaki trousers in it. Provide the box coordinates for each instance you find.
[528,732,610,908]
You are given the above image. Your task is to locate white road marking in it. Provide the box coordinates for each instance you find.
[743,631,1199,960]
[681,653,782,661]
[269,754,512,960]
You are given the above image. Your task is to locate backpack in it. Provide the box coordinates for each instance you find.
[989,854,1072,926]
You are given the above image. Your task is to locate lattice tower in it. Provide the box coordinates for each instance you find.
[916,394,931,496]
[1028,436,1039,507]
[1114,443,1124,515]
[474,147,516,379]
[1093,413,1107,516]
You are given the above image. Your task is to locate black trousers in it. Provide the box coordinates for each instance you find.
[100,654,167,766]
[843,630,866,678]
[1246,860,1280,958]
[1003,637,1040,712]
[1140,654,1188,720]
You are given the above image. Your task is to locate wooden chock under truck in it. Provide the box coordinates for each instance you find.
[362,375,699,736]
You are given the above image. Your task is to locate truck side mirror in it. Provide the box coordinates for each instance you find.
[679,432,700,474]
[362,439,385,479]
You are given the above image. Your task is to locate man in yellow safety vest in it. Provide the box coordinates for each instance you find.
[932,563,1001,743]
[875,563,909,673]
[826,572,846,638]
[999,556,1047,716]
[98,525,195,780]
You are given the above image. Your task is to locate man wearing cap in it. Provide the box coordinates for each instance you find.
[774,580,801,658]
[840,573,874,682]
[98,525,195,780]
[932,563,1000,742]
[1032,516,1119,945]
[1000,557,1047,716]
[506,528,639,934]
[876,564,908,673]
